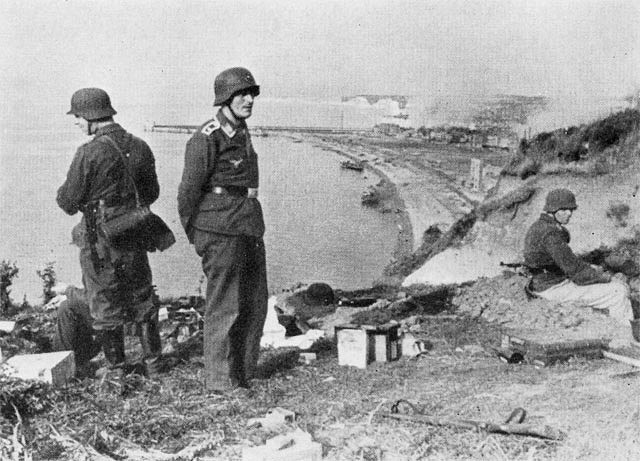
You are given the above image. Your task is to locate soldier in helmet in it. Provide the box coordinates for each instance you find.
[523,188,633,344]
[56,88,164,377]
[178,67,268,392]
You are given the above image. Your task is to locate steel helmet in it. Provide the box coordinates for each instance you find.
[213,67,260,106]
[67,88,116,120]
[543,188,578,213]
[303,282,335,306]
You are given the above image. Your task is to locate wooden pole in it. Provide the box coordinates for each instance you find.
[603,350,640,368]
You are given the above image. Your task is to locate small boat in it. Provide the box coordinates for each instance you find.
[340,160,365,171]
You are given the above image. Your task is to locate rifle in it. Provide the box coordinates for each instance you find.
[82,202,103,271]
[499,261,525,269]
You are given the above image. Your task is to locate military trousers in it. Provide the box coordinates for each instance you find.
[193,229,268,391]
[53,286,97,365]
[536,278,633,323]
[79,234,155,331]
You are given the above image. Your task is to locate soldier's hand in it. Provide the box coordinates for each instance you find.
[51,282,70,296]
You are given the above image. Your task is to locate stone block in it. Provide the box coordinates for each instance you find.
[4,351,75,386]
[336,327,368,369]
[299,352,317,364]
[158,307,169,322]
[243,428,322,461]
[0,321,17,334]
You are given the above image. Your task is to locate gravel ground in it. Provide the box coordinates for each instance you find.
[452,272,629,342]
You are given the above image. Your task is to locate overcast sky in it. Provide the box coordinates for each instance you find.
[1,0,638,123]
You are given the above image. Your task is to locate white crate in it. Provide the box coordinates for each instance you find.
[5,351,76,386]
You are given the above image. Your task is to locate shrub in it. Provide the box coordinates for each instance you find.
[506,109,640,177]
[384,225,443,276]
[606,201,630,227]
[0,261,19,314]
[36,261,57,304]
[587,109,640,150]
[517,157,541,179]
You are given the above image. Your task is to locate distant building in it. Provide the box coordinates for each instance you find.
[373,123,404,136]
[471,134,484,148]
[484,135,499,148]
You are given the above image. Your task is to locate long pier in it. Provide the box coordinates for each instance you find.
[145,123,369,135]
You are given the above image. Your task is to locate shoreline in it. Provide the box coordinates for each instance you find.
[313,138,415,264]
[275,132,413,276]
[276,131,482,284]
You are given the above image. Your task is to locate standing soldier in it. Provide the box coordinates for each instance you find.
[57,88,164,377]
[178,67,268,392]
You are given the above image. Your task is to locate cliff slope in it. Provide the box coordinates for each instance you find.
[404,110,640,287]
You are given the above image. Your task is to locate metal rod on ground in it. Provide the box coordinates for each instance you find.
[381,413,566,441]
[603,351,640,368]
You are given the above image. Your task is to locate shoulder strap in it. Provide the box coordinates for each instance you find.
[98,135,141,206]
[201,118,220,136]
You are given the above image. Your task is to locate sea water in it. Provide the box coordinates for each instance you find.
[0,123,399,303]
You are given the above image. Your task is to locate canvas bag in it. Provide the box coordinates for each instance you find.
[98,135,175,252]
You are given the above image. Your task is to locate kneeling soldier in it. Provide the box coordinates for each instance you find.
[523,188,633,345]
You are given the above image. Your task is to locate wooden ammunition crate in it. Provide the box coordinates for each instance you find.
[500,329,606,366]
[335,324,400,368]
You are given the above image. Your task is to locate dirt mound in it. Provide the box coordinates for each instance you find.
[452,273,627,341]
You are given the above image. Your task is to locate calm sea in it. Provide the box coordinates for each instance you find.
[0,122,399,303]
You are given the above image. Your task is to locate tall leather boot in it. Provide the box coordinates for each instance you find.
[138,321,163,376]
[95,327,125,379]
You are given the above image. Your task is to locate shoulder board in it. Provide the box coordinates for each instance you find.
[201,118,221,136]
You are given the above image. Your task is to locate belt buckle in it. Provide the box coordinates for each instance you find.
[212,186,258,198]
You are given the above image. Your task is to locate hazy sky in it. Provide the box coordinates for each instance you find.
[1,0,638,122]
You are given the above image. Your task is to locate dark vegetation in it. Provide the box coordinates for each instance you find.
[384,225,444,277]
[504,109,640,178]
[0,261,19,314]
[606,201,631,227]
[350,286,454,325]
[385,212,478,279]
[36,262,57,304]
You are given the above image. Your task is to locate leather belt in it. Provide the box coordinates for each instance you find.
[213,186,258,198]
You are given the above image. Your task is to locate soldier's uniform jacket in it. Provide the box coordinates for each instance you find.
[57,123,160,247]
[177,109,264,239]
[523,213,608,291]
